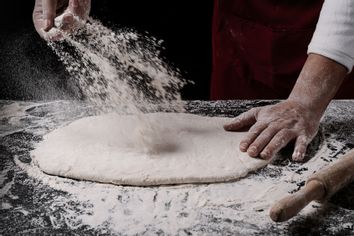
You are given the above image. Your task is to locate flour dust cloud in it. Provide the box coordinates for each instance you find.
[48,17,187,114]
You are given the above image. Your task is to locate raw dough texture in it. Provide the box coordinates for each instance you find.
[32,113,269,186]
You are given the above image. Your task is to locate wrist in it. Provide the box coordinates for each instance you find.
[287,54,347,118]
[286,96,325,121]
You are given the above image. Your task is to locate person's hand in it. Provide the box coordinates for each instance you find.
[224,53,348,162]
[224,100,321,161]
[33,0,91,40]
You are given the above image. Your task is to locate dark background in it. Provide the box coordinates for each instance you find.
[0,0,213,101]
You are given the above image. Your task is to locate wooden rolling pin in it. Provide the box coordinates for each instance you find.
[269,148,354,222]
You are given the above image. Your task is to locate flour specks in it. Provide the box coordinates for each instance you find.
[48,17,186,114]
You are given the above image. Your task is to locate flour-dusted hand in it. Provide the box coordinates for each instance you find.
[224,100,321,161]
[224,54,348,162]
[33,0,91,40]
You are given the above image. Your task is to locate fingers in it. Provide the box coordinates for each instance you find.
[245,129,310,161]
[42,0,58,31]
[292,135,310,162]
[33,0,45,37]
[224,108,260,131]
[45,28,63,41]
[53,0,90,33]
[224,100,319,161]
[246,125,280,157]
[59,13,75,30]
[68,0,79,15]
[68,0,91,18]
[239,122,268,152]
[259,129,297,160]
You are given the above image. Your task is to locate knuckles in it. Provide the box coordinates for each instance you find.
[235,101,321,159]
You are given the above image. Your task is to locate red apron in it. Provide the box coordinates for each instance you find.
[211,0,354,99]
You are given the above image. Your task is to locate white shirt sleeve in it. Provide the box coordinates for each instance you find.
[308,0,354,72]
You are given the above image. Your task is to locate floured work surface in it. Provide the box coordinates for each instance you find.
[2,100,354,235]
[32,112,268,186]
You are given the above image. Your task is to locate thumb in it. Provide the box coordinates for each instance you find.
[68,0,79,15]
[68,0,91,18]
[42,0,57,31]
[223,108,259,131]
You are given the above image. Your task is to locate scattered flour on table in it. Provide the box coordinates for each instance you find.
[2,101,353,234]
[16,133,349,235]
[11,16,351,235]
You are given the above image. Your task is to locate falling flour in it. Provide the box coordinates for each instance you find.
[15,15,351,235]
[46,16,191,155]
[37,16,274,188]
[48,17,187,114]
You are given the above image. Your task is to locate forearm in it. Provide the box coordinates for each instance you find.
[288,53,347,119]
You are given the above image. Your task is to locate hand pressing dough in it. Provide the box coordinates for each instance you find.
[32,113,269,186]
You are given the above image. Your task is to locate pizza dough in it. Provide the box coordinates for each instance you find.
[32,113,269,186]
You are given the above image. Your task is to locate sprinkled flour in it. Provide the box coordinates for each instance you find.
[2,101,354,235]
[48,17,187,114]
[14,130,345,235]
[2,12,354,235]
[46,16,191,155]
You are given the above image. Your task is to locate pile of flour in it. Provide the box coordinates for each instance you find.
[48,17,187,114]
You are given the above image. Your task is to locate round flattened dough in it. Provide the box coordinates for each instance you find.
[32,113,269,186]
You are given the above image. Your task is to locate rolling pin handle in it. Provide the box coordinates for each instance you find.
[269,179,325,222]
[270,148,354,222]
